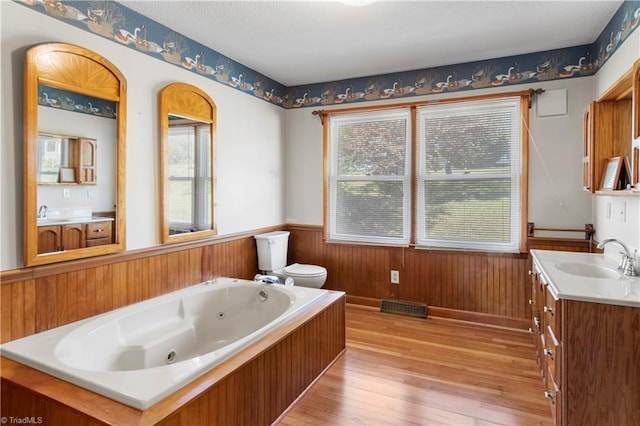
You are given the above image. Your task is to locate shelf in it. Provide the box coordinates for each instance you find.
[594,189,640,196]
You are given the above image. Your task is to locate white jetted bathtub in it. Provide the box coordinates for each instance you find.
[0,277,327,409]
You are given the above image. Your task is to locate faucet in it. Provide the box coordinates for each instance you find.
[37,205,48,219]
[596,239,637,277]
[254,274,281,284]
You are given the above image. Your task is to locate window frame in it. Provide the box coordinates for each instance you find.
[326,109,413,246]
[321,91,530,253]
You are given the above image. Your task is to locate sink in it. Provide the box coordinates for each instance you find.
[554,262,620,279]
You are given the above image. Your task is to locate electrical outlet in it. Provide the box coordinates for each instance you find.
[63,188,71,198]
[390,270,400,284]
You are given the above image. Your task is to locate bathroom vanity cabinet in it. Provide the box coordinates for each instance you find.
[530,250,640,426]
[38,220,112,254]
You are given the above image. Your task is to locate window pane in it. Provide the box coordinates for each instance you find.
[168,179,193,224]
[335,115,407,176]
[167,127,195,178]
[423,179,512,243]
[335,181,406,240]
[416,98,522,251]
[422,111,514,176]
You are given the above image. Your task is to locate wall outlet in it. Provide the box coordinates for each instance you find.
[63,188,71,198]
[390,270,400,284]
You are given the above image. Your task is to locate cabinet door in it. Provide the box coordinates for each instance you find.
[582,102,595,192]
[38,225,61,254]
[633,59,640,140]
[78,138,97,184]
[61,223,85,251]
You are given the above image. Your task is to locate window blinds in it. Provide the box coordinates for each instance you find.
[416,98,522,251]
[327,109,411,245]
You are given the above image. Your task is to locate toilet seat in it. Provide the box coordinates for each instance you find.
[284,263,326,278]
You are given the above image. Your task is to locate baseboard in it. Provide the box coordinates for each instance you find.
[346,295,529,330]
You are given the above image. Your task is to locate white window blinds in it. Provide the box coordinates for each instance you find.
[327,109,411,245]
[416,98,522,251]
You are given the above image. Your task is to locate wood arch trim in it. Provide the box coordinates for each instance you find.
[160,83,217,124]
[29,43,124,101]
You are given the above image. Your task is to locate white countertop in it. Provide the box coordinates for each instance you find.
[530,249,640,308]
[37,216,114,226]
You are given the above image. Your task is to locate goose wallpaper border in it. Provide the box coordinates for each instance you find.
[16,0,640,110]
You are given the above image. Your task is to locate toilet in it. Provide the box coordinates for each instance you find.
[254,231,327,288]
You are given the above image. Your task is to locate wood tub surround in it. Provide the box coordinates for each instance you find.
[1,291,346,426]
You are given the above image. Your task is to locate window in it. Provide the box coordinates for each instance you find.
[167,122,212,233]
[324,94,527,252]
[416,98,523,251]
[327,109,411,245]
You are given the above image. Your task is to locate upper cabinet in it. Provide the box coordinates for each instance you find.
[582,60,637,194]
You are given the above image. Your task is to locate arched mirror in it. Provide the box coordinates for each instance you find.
[159,83,216,243]
[24,43,126,267]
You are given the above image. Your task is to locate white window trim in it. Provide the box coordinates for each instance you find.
[327,109,412,246]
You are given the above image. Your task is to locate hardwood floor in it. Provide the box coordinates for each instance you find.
[278,304,553,426]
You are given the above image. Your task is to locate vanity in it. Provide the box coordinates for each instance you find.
[529,249,639,426]
[37,217,114,254]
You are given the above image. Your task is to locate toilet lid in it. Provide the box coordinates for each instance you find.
[284,263,326,277]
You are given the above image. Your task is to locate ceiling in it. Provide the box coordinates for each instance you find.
[118,0,623,87]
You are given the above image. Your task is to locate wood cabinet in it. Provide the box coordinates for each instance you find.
[583,62,637,193]
[77,138,97,185]
[37,220,112,254]
[633,59,640,140]
[582,99,632,192]
[85,221,112,247]
[530,258,640,425]
[37,223,85,254]
[530,264,562,424]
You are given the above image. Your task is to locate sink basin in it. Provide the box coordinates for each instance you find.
[554,262,620,279]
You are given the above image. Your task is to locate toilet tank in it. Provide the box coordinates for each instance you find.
[254,231,290,271]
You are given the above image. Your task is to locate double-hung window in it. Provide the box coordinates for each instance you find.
[167,122,212,234]
[327,109,412,245]
[416,97,523,251]
[325,94,527,252]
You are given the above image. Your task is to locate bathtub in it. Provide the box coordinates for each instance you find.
[0,277,327,409]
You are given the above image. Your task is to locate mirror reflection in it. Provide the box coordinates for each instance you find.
[159,83,216,243]
[166,115,212,234]
[24,43,126,266]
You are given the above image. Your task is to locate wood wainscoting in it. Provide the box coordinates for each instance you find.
[1,225,596,345]
[0,227,278,344]
[288,225,594,329]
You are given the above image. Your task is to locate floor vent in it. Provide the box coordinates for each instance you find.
[380,299,428,319]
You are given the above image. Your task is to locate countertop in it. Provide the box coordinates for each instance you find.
[530,249,640,308]
[37,216,114,226]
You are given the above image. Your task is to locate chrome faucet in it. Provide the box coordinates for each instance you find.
[37,205,48,219]
[596,239,637,277]
[254,274,281,284]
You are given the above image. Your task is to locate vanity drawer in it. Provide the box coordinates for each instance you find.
[543,290,561,332]
[86,221,112,240]
[544,324,561,387]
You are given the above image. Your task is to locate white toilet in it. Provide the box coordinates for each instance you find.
[254,231,327,288]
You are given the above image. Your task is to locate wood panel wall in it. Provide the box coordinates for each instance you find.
[1,233,261,344]
[1,225,596,345]
[288,225,594,327]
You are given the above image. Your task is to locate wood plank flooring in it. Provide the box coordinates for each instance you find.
[278,304,553,426]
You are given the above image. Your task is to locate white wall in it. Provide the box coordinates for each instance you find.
[285,79,595,243]
[593,30,640,260]
[1,2,287,270]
